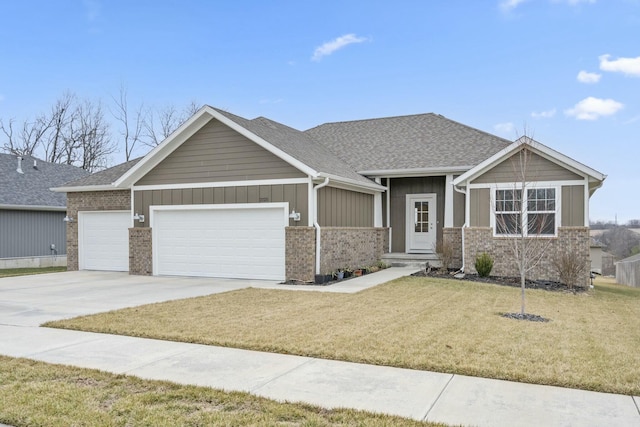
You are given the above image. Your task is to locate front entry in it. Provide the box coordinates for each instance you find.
[405,194,437,253]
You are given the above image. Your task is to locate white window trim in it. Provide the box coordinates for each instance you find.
[490,184,560,238]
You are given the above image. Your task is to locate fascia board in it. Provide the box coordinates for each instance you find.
[359,166,472,178]
[50,184,120,193]
[0,204,66,212]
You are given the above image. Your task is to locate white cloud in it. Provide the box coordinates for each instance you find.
[552,0,596,5]
[577,70,601,84]
[531,108,557,119]
[311,34,368,62]
[500,0,527,13]
[564,97,624,120]
[494,122,516,134]
[599,54,640,77]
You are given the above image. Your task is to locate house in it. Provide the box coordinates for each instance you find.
[616,253,640,288]
[0,153,89,268]
[52,106,605,284]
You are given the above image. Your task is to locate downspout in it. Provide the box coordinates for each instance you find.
[453,184,467,273]
[313,177,330,275]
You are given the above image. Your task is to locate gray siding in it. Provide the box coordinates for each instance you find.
[562,185,585,227]
[470,188,490,227]
[317,186,373,227]
[0,210,67,258]
[453,177,465,227]
[389,177,445,252]
[473,150,582,184]
[134,183,308,227]
[136,119,306,185]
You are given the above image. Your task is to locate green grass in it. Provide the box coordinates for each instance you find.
[0,266,66,278]
[0,356,440,427]
[46,276,640,396]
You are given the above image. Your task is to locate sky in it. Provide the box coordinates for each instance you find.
[0,0,638,223]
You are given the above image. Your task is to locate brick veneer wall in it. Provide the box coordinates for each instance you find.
[464,226,591,286]
[285,227,316,282]
[129,227,152,275]
[443,227,463,269]
[319,227,389,275]
[66,190,131,271]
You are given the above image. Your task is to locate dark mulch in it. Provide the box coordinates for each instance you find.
[501,312,550,322]
[411,268,589,293]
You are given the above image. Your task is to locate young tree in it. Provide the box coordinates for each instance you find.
[493,137,555,316]
[111,84,144,161]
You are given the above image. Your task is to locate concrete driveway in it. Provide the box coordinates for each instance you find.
[0,271,282,327]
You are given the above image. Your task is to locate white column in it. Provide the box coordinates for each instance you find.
[444,174,454,228]
[374,178,383,227]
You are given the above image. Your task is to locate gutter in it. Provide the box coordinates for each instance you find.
[313,177,330,275]
[453,183,467,273]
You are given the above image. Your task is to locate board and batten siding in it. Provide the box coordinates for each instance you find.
[317,186,374,227]
[134,184,308,227]
[469,188,491,227]
[472,150,582,184]
[561,185,585,226]
[135,119,305,186]
[389,177,445,252]
[0,210,66,258]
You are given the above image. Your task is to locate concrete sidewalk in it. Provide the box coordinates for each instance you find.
[1,269,639,426]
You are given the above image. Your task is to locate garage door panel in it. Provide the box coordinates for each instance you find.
[79,211,130,272]
[153,206,286,280]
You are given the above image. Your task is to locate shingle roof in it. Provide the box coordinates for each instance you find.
[0,154,89,208]
[212,108,377,185]
[304,113,512,172]
[60,157,142,188]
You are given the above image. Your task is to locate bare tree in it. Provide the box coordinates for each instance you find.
[43,91,75,163]
[68,100,115,171]
[492,138,555,316]
[111,84,144,161]
[1,114,52,156]
[142,100,201,147]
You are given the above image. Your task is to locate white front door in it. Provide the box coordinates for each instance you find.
[405,194,437,253]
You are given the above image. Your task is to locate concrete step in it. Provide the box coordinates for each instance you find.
[382,253,441,269]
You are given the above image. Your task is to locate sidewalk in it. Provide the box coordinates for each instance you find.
[1,269,639,426]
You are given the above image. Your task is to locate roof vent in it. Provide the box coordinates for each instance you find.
[33,159,38,169]
[16,156,23,174]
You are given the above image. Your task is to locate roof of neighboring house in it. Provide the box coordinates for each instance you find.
[616,253,640,264]
[304,113,512,173]
[212,108,376,185]
[59,157,142,189]
[0,153,89,208]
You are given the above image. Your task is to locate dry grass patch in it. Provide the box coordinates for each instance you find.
[0,266,66,278]
[47,277,640,395]
[0,356,439,427]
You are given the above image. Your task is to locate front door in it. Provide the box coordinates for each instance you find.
[406,194,437,253]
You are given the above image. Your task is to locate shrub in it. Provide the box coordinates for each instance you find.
[553,253,588,289]
[475,252,494,277]
[434,239,454,272]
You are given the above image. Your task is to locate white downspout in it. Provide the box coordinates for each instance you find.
[313,177,330,275]
[453,184,467,273]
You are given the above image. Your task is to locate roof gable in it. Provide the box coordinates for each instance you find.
[0,154,89,208]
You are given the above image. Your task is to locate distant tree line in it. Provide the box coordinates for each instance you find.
[590,219,640,229]
[0,87,199,172]
[591,222,640,260]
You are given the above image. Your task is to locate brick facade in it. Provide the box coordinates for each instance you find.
[464,226,591,286]
[129,227,152,275]
[285,227,316,282]
[319,227,389,275]
[443,227,463,269]
[65,190,130,271]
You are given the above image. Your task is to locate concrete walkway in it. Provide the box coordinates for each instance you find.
[1,270,639,426]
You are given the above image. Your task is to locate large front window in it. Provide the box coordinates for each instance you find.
[495,187,556,236]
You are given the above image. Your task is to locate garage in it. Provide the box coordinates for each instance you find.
[78,211,130,271]
[152,204,287,280]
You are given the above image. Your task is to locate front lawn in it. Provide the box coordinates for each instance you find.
[0,266,66,278]
[0,356,435,427]
[46,276,640,395]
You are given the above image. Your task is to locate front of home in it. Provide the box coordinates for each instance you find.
[53,106,605,285]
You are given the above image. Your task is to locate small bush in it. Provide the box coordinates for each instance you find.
[553,253,588,289]
[434,239,455,272]
[475,252,494,277]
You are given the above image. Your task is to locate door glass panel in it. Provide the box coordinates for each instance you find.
[414,201,429,233]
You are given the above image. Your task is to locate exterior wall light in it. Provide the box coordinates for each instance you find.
[288,210,301,221]
[133,213,145,223]
[63,216,75,222]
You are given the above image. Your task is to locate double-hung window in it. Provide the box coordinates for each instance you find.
[494,187,557,237]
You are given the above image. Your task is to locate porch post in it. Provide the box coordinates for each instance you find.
[374,178,383,227]
[444,174,454,228]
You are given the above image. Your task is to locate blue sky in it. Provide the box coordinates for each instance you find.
[0,0,638,222]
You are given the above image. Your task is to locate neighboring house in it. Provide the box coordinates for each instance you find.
[52,106,605,284]
[0,153,89,267]
[616,253,640,288]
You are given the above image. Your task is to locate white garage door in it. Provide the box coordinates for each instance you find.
[153,204,286,281]
[79,211,130,271]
